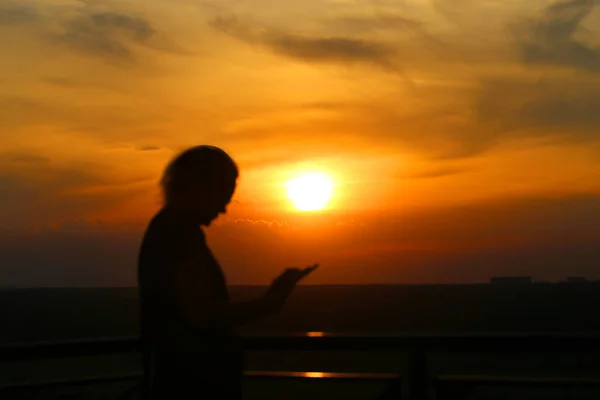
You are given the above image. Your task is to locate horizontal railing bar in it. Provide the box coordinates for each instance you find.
[0,370,399,391]
[0,337,137,362]
[5,370,600,393]
[245,371,399,381]
[438,374,600,386]
[243,332,600,353]
[0,373,140,390]
[2,332,600,362]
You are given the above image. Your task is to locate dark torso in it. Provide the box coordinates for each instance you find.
[137,207,243,398]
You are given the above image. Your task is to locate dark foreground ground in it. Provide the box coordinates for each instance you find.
[1,283,600,399]
[3,283,600,343]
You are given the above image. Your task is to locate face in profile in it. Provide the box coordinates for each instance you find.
[162,145,239,225]
[195,179,237,226]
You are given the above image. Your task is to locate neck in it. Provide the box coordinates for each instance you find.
[163,202,203,225]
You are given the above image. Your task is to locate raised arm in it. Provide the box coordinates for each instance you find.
[171,260,318,330]
[171,260,278,329]
[224,264,318,326]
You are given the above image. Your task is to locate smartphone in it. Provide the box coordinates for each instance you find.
[301,264,319,277]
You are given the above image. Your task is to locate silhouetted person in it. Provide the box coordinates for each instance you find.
[138,145,317,400]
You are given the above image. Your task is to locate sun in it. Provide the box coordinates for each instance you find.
[286,172,334,211]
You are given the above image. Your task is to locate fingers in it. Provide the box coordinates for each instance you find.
[305,264,319,272]
[276,264,319,282]
[300,264,319,277]
[268,264,319,307]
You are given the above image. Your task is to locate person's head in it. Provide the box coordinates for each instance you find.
[161,145,238,225]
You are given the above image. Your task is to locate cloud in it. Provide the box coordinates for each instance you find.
[5,153,50,164]
[472,76,600,143]
[0,159,141,231]
[227,218,292,229]
[0,94,169,140]
[137,145,162,151]
[1,2,188,65]
[41,77,131,94]
[515,0,600,72]
[54,11,160,63]
[341,76,600,159]
[333,14,424,32]
[218,69,600,161]
[400,166,466,179]
[204,3,600,160]
[330,13,444,49]
[210,15,397,71]
[42,77,83,88]
[0,96,65,130]
[0,1,38,26]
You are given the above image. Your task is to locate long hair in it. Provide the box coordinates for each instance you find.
[160,145,238,204]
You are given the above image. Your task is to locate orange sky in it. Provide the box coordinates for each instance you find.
[1,0,600,286]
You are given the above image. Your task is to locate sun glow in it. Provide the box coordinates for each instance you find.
[286,172,334,211]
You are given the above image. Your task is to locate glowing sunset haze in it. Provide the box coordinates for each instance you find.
[1,0,600,286]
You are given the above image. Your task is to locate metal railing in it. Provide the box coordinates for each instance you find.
[2,333,600,399]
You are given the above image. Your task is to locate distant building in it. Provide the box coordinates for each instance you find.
[490,276,532,285]
[566,277,587,283]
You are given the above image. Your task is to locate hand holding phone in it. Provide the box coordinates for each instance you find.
[265,263,319,310]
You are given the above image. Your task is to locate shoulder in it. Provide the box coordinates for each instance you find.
[146,208,195,239]
[140,209,205,260]
[139,210,200,285]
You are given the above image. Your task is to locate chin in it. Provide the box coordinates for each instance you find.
[199,219,211,227]
[201,215,218,226]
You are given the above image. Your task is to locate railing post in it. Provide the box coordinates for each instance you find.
[407,349,429,400]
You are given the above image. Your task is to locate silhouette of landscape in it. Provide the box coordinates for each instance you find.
[3,283,600,399]
[3,282,600,344]
[3,0,600,398]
